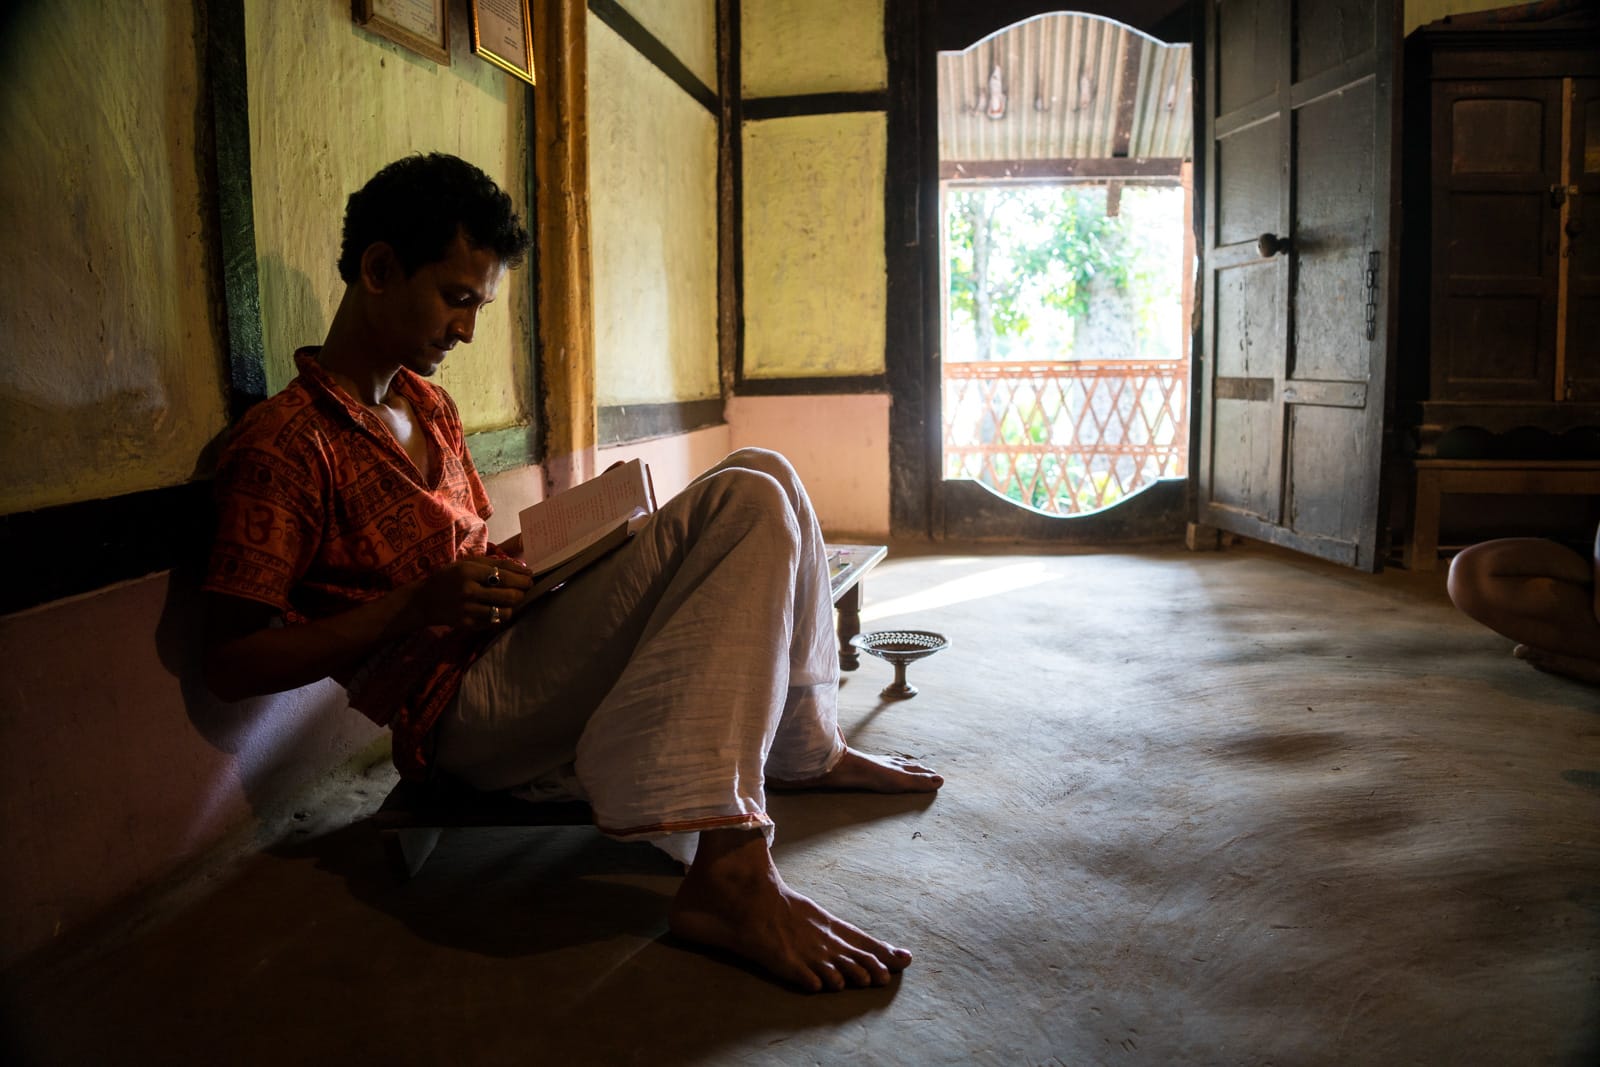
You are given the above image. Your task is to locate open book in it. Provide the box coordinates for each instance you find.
[517,458,657,599]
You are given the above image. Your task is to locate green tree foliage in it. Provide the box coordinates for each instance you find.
[946,184,1183,362]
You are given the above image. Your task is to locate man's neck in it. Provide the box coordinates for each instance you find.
[317,292,402,406]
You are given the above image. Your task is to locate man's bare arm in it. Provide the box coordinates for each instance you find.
[203,556,531,701]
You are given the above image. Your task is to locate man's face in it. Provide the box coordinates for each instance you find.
[372,230,507,377]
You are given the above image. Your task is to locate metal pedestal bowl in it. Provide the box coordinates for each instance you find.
[850,630,949,700]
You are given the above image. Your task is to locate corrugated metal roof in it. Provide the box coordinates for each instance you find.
[938,13,1192,165]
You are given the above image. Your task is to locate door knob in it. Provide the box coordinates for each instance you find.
[1257,232,1291,258]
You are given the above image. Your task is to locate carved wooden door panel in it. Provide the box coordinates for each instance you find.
[1196,0,1400,570]
[1569,78,1600,401]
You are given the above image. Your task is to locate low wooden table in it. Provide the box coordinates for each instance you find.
[374,542,890,880]
[828,543,887,671]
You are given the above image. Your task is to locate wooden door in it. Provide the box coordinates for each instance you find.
[1568,78,1600,401]
[1428,77,1565,403]
[1195,0,1401,570]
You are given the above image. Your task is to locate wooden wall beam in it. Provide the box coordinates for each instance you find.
[532,0,596,493]
[716,0,741,399]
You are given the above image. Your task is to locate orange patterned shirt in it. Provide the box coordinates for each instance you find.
[203,349,507,777]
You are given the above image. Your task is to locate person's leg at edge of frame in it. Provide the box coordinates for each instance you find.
[1446,523,1600,684]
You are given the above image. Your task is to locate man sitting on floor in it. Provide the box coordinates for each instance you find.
[202,153,942,993]
[1447,522,1600,686]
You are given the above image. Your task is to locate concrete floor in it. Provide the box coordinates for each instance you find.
[6,543,1599,1065]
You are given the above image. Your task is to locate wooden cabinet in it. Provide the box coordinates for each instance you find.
[1406,11,1600,453]
[1398,9,1600,567]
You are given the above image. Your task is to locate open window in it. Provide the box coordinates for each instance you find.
[936,13,1195,523]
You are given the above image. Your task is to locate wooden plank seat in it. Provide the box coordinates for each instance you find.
[373,543,889,880]
[374,777,593,880]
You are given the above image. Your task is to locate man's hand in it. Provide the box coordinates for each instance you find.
[204,554,535,702]
[496,532,524,559]
[413,555,533,629]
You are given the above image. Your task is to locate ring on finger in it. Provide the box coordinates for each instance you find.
[489,606,501,624]
[483,568,502,588]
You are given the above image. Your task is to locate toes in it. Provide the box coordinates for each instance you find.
[814,961,847,993]
[847,947,894,986]
[833,954,874,988]
[832,924,913,971]
[780,956,825,994]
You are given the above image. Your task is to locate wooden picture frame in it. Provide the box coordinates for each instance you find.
[469,0,536,85]
[355,0,451,65]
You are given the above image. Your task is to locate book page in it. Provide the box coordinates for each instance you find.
[518,459,653,575]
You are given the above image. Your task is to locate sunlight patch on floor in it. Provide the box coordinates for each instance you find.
[861,561,1064,624]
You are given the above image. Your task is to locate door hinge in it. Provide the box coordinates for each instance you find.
[1364,250,1379,341]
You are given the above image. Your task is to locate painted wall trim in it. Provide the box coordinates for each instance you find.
[735,375,888,396]
[588,0,717,114]
[0,482,213,616]
[0,434,543,618]
[465,425,541,474]
[743,91,890,121]
[599,398,726,444]
[206,0,265,419]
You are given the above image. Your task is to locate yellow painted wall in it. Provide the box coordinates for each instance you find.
[741,0,886,97]
[247,0,530,431]
[625,0,718,90]
[588,13,720,407]
[0,4,229,513]
[742,113,887,379]
[1405,0,1518,34]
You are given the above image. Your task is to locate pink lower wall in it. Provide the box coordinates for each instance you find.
[0,572,379,969]
[597,423,735,504]
[727,394,891,537]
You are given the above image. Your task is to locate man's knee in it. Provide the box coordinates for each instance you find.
[698,466,798,542]
[1446,542,1495,619]
[725,448,801,494]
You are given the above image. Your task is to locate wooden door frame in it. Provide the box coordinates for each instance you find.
[886,0,1198,540]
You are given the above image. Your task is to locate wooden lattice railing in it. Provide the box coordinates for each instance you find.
[943,359,1189,515]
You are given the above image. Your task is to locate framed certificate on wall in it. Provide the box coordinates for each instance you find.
[355,0,451,65]
[469,0,535,85]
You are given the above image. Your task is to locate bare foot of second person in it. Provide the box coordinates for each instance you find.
[768,746,944,793]
[1514,643,1600,686]
[668,827,913,993]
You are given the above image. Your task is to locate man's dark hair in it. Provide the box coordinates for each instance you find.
[337,153,531,283]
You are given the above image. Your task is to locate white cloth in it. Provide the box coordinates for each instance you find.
[433,449,844,862]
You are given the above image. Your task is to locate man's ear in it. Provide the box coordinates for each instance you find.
[359,242,401,293]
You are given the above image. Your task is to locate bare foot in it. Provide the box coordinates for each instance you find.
[1514,643,1600,686]
[768,747,943,793]
[668,828,912,993]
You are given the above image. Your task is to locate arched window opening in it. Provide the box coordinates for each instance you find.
[939,13,1194,516]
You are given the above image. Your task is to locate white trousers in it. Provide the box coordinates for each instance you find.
[434,449,844,861]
